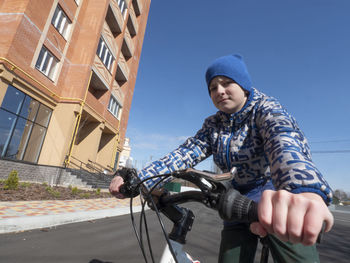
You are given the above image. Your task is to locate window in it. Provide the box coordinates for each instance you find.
[51,5,71,38]
[35,46,59,80]
[97,37,115,71]
[0,85,52,163]
[108,96,122,119]
[117,0,128,19]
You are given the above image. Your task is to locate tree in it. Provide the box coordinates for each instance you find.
[334,189,348,201]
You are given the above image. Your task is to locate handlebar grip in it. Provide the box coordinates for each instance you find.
[247,200,259,222]
[316,222,325,243]
[119,184,128,196]
[218,188,324,244]
[119,181,140,198]
[218,188,258,223]
[116,168,140,198]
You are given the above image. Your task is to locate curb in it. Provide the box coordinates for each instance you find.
[0,205,143,234]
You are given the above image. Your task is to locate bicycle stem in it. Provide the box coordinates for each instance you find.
[160,205,195,244]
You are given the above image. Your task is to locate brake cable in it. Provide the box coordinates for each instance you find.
[129,174,180,263]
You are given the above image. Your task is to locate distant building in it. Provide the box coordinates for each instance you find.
[119,137,133,167]
[0,0,150,172]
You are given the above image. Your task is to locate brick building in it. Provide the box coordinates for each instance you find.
[0,0,150,173]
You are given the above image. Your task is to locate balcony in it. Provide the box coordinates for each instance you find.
[127,5,138,36]
[90,70,109,91]
[122,29,134,59]
[87,70,109,107]
[93,52,113,88]
[107,2,125,36]
[132,0,142,16]
[112,80,125,103]
[102,21,118,55]
[115,55,129,84]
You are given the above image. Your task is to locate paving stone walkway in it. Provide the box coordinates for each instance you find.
[0,198,142,233]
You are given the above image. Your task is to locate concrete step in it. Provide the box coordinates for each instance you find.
[66,168,113,189]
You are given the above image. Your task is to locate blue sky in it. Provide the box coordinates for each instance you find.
[125,0,350,191]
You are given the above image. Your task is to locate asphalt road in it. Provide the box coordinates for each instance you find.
[0,204,349,263]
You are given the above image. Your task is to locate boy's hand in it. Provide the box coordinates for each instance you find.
[250,190,334,246]
[109,175,125,199]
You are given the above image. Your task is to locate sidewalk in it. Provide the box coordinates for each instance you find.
[0,198,143,234]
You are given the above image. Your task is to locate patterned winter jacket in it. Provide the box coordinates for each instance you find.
[138,88,333,204]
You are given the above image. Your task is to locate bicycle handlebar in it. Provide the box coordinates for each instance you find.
[157,171,259,223]
[119,167,258,223]
[118,167,324,243]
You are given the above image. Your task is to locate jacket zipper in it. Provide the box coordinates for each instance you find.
[226,118,234,169]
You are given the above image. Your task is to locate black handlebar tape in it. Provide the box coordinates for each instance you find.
[218,188,258,223]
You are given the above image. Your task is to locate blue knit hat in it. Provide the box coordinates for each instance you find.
[205,54,252,94]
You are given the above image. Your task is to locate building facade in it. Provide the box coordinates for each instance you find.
[0,0,150,172]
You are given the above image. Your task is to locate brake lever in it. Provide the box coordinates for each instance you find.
[174,168,236,194]
[171,169,215,193]
[186,168,234,182]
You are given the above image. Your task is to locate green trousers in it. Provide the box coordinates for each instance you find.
[218,224,320,263]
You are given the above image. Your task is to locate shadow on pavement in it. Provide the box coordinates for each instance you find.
[89,259,113,263]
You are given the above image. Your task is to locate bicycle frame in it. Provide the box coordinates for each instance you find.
[160,240,199,263]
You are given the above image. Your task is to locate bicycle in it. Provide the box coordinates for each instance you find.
[117,167,324,263]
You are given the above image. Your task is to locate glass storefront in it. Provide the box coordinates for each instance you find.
[0,85,52,163]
